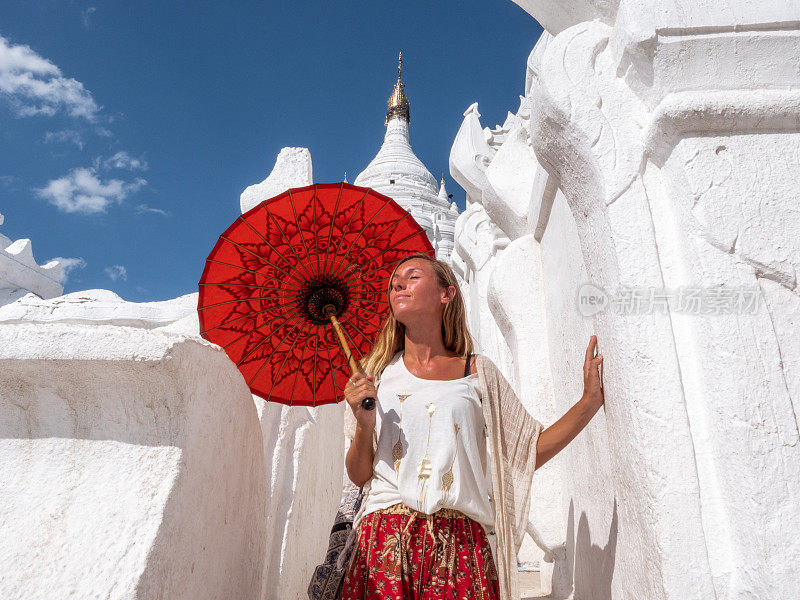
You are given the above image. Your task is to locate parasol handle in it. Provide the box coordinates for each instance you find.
[323,305,376,411]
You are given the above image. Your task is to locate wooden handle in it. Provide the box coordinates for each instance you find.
[324,305,375,410]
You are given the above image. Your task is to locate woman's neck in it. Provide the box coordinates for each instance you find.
[402,321,455,365]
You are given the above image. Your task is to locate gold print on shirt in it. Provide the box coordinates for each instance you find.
[417,402,436,507]
[441,423,461,496]
[393,392,411,471]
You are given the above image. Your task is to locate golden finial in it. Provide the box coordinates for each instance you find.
[386,52,410,125]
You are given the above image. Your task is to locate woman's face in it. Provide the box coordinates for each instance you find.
[389,258,454,325]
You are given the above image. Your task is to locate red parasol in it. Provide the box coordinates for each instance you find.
[197,182,434,407]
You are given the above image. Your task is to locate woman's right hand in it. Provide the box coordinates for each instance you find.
[345,372,377,430]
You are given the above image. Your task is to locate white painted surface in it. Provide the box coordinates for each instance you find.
[0,213,62,303]
[0,278,344,600]
[356,111,458,259]
[240,147,313,213]
[448,3,800,598]
[0,289,197,328]
[510,0,618,35]
[256,399,343,600]
[0,324,266,600]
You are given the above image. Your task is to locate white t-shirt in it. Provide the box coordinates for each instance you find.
[361,351,495,528]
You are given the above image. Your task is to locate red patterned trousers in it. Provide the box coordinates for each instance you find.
[341,502,499,600]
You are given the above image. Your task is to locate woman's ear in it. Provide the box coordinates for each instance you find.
[442,285,456,304]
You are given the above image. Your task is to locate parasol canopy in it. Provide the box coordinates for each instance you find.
[198,182,434,406]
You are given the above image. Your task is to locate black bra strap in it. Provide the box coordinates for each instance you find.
[463,352,472,377]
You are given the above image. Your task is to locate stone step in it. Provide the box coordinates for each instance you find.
[519,570,554,599]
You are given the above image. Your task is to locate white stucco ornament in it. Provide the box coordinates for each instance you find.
[240,147,313,213]
[0,213,63,305]
[448,2,800,598]
[511,0,618,35]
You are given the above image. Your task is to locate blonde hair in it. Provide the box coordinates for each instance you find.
[360,253,474,377]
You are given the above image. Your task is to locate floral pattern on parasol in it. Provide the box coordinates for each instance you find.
[198,183,435,406]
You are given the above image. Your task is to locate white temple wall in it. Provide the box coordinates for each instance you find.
[257,400,343,600]
[0,289,197,328]
[0,286,341,600]
[0,324,266,600]
[641,132,800,598]
[527,10,800,598]
[448,2,800,598]
[536,188,617,599]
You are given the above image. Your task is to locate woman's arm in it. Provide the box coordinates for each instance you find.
[344,372,378,487]
[535,335,604,470]
[346,422,376,487]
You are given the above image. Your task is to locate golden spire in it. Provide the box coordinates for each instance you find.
[386,52,410,125]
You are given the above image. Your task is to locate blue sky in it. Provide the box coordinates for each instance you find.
[0,1,543,302]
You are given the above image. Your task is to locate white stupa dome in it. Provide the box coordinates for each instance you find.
[354,54,457,259]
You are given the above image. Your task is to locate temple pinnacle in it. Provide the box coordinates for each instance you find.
[386,52,410,125]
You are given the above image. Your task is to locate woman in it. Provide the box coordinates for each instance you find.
[341,253,604,600]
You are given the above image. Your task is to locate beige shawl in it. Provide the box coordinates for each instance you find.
[343,354,543,600]
[476,354,544,600]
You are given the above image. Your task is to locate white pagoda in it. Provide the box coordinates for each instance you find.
[354,54,458,260]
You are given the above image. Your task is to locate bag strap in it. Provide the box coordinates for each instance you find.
[463,352,472,377]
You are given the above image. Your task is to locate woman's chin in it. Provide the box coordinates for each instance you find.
[392,306,414,324]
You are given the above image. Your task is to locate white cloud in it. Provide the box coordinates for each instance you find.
[44,129,84,149]
[0,34,100,121]
[102,151,148,171]
[82,7,97,29]
[34,167,146,214]
[105,264,127,281]
[51,256,87,284]
[135,204,170,216]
